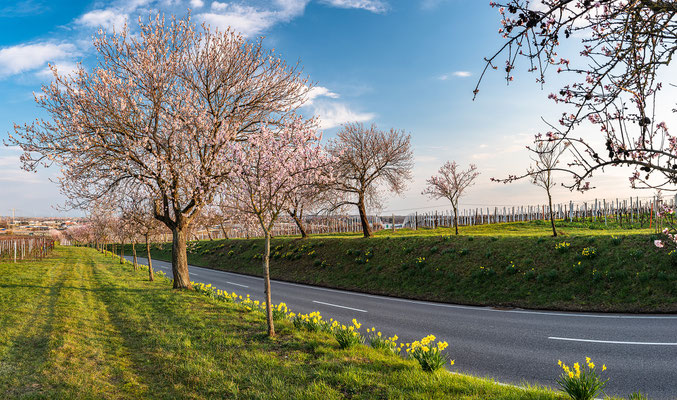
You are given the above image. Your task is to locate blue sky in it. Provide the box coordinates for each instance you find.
[0,0,673,217]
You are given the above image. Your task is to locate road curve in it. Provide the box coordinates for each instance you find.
[125,256,677,399]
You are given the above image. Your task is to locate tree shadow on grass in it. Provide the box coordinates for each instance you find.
[0,262,68,398]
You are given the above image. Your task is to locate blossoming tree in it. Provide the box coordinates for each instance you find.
[227,119,330,337]
[8,14,310,289]
[422,162,480,235]
[326,123,413,238]
[479,1,676,191]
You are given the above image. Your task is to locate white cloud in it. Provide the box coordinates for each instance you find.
[312,101,375,129]
[438,71,472,80]
[320,0,387,13]
[0,42,76,78]
[199,4,278,37]
[210,1,228,11]
[35,62,79,79]
[306,86,339,105]
[189,0,205,8]
[76,9,128,31]
[198,0,384,37]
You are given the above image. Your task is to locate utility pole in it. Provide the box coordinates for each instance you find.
[10,208,16,228]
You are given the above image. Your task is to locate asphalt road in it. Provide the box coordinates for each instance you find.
[125,256,677,399]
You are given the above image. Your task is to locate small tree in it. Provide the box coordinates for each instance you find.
[327,123,413,238]
[422,162,480,235]
[227,120,329,337]
[528,135,567,237]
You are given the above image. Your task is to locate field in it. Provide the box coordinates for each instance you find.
[0,246,577,399]
[132,220,677,313]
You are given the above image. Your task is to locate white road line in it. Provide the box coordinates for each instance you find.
[312,300,367,313]
[139,257,677,320]
[548,337,677,346]
[226,281,249,288]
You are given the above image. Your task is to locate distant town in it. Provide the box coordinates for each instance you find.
[0,216,80,236]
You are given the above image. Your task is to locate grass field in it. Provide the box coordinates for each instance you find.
[0,246,575,399]
[130,220,677,313]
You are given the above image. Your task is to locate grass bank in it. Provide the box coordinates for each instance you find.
[135,221,676,313]
[0,246,569,399]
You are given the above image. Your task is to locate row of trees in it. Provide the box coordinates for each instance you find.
[8,14,422,337]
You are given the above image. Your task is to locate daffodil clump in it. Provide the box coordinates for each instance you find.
[292,311,327,332]
[555,241,571,252]
[556,358,608,400]
[272,302,290,320]
[405,335,453,372]
[581,247,597,259]
[331,318,364,349]
[366,327,399,353]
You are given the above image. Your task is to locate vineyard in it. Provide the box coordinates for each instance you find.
[0,236,54,262]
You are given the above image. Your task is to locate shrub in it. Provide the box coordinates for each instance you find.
[555,242,571,253]
[272,302,290,320]
[628,392,648,400]
[332,319,364,349]
[366,328,398,353]
[610,236,623,246]
[473,266,496,279]
[572,261,585,275]
[505,261,518,275]
[629,249,644,260]
[581,247,597,259]
[292,311,326,332]
[406,335,452,372]
[556,358,608,400]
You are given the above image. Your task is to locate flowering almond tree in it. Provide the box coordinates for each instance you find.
[8,14,310,289]
[327,123,413,238]
[479,1,676,192]
[227,120,330,337]
[422,162,480,235]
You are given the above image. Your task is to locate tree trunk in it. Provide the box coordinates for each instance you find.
[120,240,125,264]
[453,205,459,235]
[171,226,192,289]
[263,231,275,337]
[289,211,308,239]
[132,241,138,270]
[145,234,154,281]
[357,197,372,238]
[547,188,557,237]
[219,224,229,239]
[206,229,213,241]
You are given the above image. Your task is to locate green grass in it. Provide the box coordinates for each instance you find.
[133,220,677,313]
[0,246,571,399]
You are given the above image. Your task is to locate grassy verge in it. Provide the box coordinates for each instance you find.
[133,220,676,313]
[0,246,571,399]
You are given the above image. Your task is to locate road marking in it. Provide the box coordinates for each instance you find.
[312,300,367,313]
[548,337,677,346]
[226,281,249,288]
[139,257,677,320]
